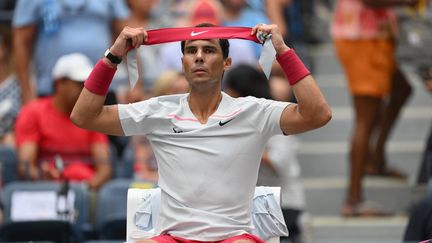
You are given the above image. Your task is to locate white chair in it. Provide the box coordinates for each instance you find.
[126,187,286,243]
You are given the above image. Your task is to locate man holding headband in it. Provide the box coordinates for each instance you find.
[71,23,331,243]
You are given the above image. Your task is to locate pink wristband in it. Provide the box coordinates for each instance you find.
[84,59,116,96]
[276,49,311,86]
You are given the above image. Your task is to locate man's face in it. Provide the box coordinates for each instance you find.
[181,39,231,88]
[56,79,84,111]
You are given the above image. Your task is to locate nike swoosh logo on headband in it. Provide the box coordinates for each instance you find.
[127,27,275,90]
[190,30,209,36]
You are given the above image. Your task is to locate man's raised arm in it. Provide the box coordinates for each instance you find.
[71,27,148,136]
[251,24,332,135]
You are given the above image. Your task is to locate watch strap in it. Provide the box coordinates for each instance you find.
[104,49,122,64]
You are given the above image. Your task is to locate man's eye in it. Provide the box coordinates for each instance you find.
[186,49,196,54]
[204,49,215,53]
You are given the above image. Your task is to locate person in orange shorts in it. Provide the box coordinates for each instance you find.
[331,0,418,217]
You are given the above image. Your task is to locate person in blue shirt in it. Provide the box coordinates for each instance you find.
[220,0,269,58]
[12,0,130,104]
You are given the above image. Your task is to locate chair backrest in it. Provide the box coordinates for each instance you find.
[126,187,285,243]
[95,179,133,239]
[0,145,19,185]
[0,181,90,229]
[0,220,83,243]
[258,187,282,243]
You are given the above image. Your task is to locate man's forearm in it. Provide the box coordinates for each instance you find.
[291,76,332,128]
[71,58,124,136]
[13,28,35,104]
[277,50,332,132]
[72,88,107,127]
[71,58,113,125]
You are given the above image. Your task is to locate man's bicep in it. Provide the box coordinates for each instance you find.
[71,88,125,136]
[279,104,312,135]
[94,105,125,136]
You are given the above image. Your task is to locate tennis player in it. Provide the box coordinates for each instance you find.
[71,23,331,243]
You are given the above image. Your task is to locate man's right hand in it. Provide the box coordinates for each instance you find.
[109,26,148,58]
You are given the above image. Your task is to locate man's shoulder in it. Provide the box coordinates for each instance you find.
[145,93,186,106]
[122,94,186,111]
[231,96,268,106]
[229,95,290,112]
[156,93,187,102]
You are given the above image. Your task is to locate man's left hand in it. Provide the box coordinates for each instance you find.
[250,23,290,55]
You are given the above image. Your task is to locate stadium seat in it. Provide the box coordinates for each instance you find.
[0,181,91,233]
[0,145,19,185]
[0,220,83,243]
[95,179,133,239]
[84,241,123,243]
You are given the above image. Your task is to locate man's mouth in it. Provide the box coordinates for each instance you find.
[193,68,207,73]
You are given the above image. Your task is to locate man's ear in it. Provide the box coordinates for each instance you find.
[223,57,232,70]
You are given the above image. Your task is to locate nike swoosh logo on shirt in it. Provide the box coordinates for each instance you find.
[190,30,209,37]
[172,127,183,133]
[219,118,234,126]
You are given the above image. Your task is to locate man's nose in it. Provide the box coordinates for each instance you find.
[195,49,204,63]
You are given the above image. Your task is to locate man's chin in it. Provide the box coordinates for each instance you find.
[190,77,210,83]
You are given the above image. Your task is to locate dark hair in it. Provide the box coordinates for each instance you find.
[225,64,272,99]
[181,23,229,59]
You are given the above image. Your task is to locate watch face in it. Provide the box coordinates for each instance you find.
[105,49,121,64]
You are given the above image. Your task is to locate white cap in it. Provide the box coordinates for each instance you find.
[52,53,94,82]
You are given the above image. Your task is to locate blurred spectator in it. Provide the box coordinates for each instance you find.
[12,0,129,104]
[0,0,15,23]
[419,67,432,92]
[126,70,189,182]
[220,0,269,58]
[183,0,224,26]
[270,76,293,103]
[265,0,314,72]
[417,66,432,185]
[404,64,432,242]
[159,0,256,77]
[14,53,112,191]
[331,0,417,217]
[115,0,172,103]
[160,0,258,72]
[153,70,189,97]
[225,64,311,243]
[403,195,432,242]
[0,24,20,147]
[12,0,130,160]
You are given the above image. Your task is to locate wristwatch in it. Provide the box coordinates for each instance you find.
[104,49,122,64]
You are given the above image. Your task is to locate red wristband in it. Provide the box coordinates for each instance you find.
[84,59,116,96]
[276,49,310,86]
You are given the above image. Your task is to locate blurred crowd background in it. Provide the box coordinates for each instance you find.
[0,0,431,242]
